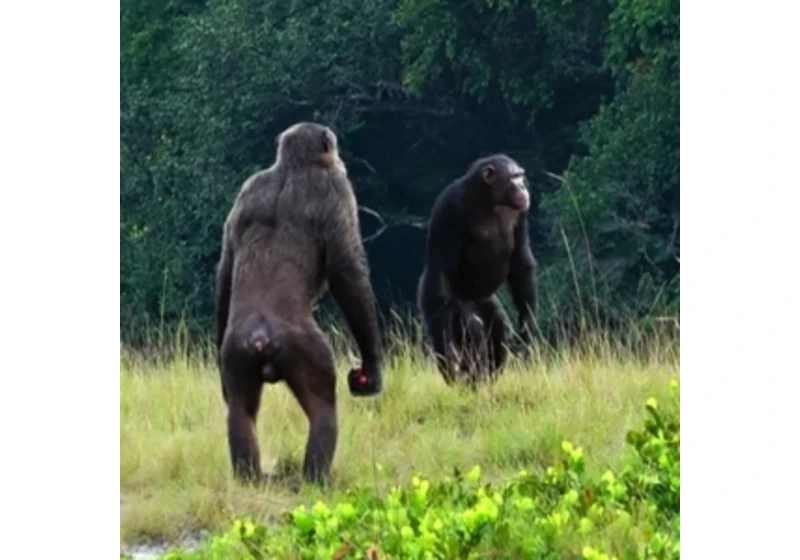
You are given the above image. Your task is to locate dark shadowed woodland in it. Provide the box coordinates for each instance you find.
[120,0,679,349]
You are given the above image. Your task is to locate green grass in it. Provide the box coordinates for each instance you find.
[120,332,679,547]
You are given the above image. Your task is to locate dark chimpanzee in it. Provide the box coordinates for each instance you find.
[417,154,537,386]
[214,122,384,486]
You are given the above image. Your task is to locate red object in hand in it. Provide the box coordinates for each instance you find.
[354,365,368,384]
[348,364,379,396]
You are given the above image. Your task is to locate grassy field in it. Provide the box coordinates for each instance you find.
[120,331,679,547]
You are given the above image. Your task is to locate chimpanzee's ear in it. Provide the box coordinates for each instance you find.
[321,129,335,153]
[482,164,495,185]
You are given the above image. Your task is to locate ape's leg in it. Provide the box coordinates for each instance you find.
[474,297,511,381]
[455,302,490,385]
[220,342,265,484]
[424,302,462,385]
[282,320,339,485]
[449,301,493,384]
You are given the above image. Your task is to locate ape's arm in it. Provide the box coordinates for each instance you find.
[419,196,463,368]
[508,212,537,345]
[215,231,234,357]
[325,197,383,373]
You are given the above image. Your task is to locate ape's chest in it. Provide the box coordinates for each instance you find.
[464,218,515,261]
[454,222,516,298]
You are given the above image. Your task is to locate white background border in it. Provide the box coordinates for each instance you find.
[0,0,121,556]
[679,1,800,558]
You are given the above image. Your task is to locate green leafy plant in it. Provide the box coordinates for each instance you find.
[155,380,679,559]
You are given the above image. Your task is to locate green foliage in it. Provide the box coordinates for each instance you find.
[153,382,680,559]
[541,0,679,328]
[396,0,611,113]
[120,0,679,345]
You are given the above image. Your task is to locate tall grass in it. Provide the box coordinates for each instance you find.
[120,318,678,545]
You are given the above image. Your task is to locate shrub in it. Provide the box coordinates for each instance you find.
[154,380,679,559]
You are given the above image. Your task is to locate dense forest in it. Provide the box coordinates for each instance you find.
[120,0,679,348]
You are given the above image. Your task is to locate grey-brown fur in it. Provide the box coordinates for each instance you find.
[214,122,383,486]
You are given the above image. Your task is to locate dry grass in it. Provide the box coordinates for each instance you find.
[120,333,679,545]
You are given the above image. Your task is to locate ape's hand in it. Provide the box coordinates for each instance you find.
[348,360,383,396]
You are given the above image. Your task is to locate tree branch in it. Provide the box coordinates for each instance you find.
[357,206,428,243]
[358,205,386,226]
[351,157,377,174]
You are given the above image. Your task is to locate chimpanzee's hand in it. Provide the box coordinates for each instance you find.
[348,360,383,397]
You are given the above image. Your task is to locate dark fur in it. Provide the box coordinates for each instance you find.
[214,122,384,486]
[417,154,537,386]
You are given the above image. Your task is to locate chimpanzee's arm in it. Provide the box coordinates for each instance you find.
[326,195,383,370]
[215,231,234,357]
[508,212,537,344]
[419,196,463,369]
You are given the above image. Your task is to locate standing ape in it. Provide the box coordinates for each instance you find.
[417,154,537,385]
[215,122,384,486]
